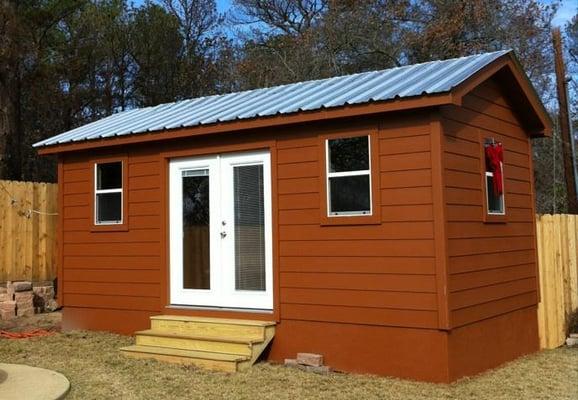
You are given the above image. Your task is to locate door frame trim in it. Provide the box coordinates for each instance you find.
[158,139,280,321]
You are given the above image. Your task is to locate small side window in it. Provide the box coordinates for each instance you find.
[484,140,505,215]
[326,136,371,216]
[95,161,123,224]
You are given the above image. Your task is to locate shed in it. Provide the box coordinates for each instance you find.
[35,50,552,382]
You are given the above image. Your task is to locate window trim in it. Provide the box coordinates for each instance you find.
[319,129,381,226]
[94,162,124,225]
[479,135,507,223]
[325,137,372,217]
[90,155,128,232]
[485,167,505,216]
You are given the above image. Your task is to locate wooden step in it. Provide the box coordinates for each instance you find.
[120,345,249,373]
[122,315,276,372]
[135,329,259,356]
[150,315,275,340]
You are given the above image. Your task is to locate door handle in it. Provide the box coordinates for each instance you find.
[220,231,227,238]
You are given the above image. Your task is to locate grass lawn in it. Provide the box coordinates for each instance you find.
[1,322,576,400]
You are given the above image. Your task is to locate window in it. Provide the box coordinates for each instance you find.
[95,161,123,224]
[484,140,505,215]
[326,136,371,216]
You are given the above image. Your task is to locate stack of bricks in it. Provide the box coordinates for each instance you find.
[0,283,16,320]
[0,281,57,320]
[33,281,58,312]
[285,353,331,374]
[14,281,34,317]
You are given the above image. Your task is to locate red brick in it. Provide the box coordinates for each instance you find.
[1,310,15,320]
[297,353,324,367]
[0,301,16,312]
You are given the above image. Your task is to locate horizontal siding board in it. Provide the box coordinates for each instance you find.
[63,182,88,195]
[63,229,160,244]
[281,272,436,293]
[64,268,159,283]
[451,292,537,327]
[279,256,436,275]
[449,277,536,310]
[277,162,318,179]
[380,169,431,189]
[63,205,87,219]
[379,123,430,139]
[280,287,438,311]
[64,293,160,312]
[445,188,481,206]
[449,263,535,292]
[280,240,435,257]
[130,175,160,190]
[382,205,433,222]
[379,152,431,172]
[445,170,480,190]
[63,256,160,270]
[446,205,483,222]
[461,94,520,126]
[381,187,433,205]
[63,242,161,257]
[444,152,479,174]
[129,188,161,204]
[129,202,160,217]
[278,177,318,194]
[278,193,319,210]
[447,236,535,257]
[279,222,434,241]
[64,282,160,298]
[447,222,535,239]
[129,215,162,230]
[448,250,535,274]
[63,193,90,207]
[128,161,160,177]
[63,168,90,183]
[282,303,438,328]
[279,209,318,225]
[379,135,430,155]
[277,146,317,164]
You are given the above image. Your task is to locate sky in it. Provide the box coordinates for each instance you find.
[131,0,575,26]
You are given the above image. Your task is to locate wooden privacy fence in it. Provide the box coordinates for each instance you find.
[0,180,58,282]
[536,214,578,349]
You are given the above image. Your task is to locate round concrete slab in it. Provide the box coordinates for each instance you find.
[0,363,70,400]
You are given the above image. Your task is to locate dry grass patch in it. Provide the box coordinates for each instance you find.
[1,330,577,400]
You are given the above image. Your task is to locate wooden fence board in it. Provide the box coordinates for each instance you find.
[536,214,578,349]
[0,180,58,282]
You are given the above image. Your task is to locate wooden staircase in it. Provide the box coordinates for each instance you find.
[120,315,276,372]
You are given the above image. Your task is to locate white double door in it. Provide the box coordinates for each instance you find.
[169,150,272,310]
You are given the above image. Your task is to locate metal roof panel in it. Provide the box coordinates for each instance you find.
[34,50,511,148]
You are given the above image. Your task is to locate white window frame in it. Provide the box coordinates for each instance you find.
[485,163,505,215]
[94,161,123,225]
[325,136,372,217]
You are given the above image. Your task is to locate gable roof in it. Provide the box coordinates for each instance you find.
[34,50,551,153]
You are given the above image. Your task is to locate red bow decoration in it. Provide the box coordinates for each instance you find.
[485,143,504,195]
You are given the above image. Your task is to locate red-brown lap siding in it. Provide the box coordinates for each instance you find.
[441,79,538,328]
[61,150,162,315]
[60,112,439,330]
[276,113,438,329]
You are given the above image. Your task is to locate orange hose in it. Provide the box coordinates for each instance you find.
[0,329,55,339]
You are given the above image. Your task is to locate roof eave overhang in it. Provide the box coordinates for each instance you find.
[37,92,455,155]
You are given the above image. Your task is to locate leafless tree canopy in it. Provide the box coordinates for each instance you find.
[0,0,575,213]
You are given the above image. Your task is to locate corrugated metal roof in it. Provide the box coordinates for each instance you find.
[34,50,510,148]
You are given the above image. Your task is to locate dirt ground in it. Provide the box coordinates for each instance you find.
[0,312,61,332]
[1,312,577,400]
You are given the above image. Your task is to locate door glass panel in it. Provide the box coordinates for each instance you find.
[234,164,266,291]
[182,169,210,289]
